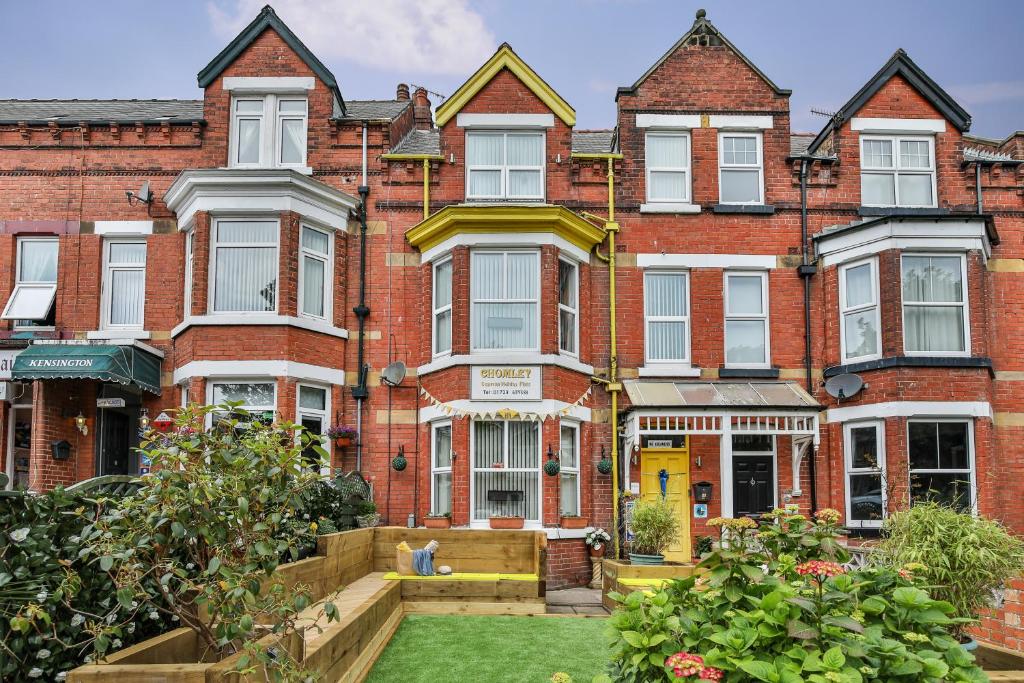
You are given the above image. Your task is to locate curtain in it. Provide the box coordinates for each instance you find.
[902,256,964,352]
[897,175,932,206]
[726,320,766,364]
[645,273,687,361]
[649,171,687,201]
[298,385,326,411]
[236,118,260,164]
[472,253,537,350]
[434,261,452,354]
[861,173,896,205]
[301,256,325,317]
[647,134,686,167]
[280,119,305,164]
[506,134,542,165]
[728,275,763,315]
[19,240,58,282]
[844,263,873,307]
[214,221,277,313]
[109,270,144,326]
[559,425,578,516]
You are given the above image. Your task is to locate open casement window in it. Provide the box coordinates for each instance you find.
[102,240,147,330]
[472,420,540,523]
[431,422,453,516]
[211,219,279,314]
[718,133,763,204]
[296,384,329,472]
[2,238,58,328]
[645,132,690,203]
[839,258,881,362]
[209,381,276,429]
[644,271,690,364]
[860,135,936,208]
[901,254,968,355]
[724,271,770,367]
[844,421,886,528]
[559,423,580,516]
[471,251,539,352]
[432,258,452,356]
[466,131,544,200]
[908,420,974,513]
[230,96,308,169]
[299,225,331,320]
[558,259,578,356]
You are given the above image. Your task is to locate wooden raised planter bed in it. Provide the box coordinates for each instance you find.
[601,558,696,611]
[975,642,1024,681]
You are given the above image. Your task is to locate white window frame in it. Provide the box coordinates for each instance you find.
[470,249,541,353]
[843,420,886,529]
[558,257,579,357]
[275,98,309,167]
[183,230,194,318]
[432,257,453,357]
[431,421,453,516]
[718,132,764,205]
[859,134,937,208]
[643,270,691,365]
[296,382,330,475]
[907,418,976,513]
[101,239,147,331]
[297,224,332,322]
[469,419,543,526]
[645,131,691,203]
[900,252,970,357]
[839,257,881,363]
[206,379,277,428]
[724,270,771,368]
[209,218,280,315]
[559,421,581,517]
[229,95,308,169]
[465,130,545,201]
[3,237,59,329]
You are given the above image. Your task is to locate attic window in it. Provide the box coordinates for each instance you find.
[466,131,544,201]
[230,95,308,170]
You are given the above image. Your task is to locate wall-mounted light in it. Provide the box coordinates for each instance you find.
[449,153,455,165]
[139,408,150,430]
[74,411,88,436]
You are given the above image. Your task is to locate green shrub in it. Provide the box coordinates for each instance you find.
[598,508,988,683]
[628,499,680,557]
[874,502,1024,639]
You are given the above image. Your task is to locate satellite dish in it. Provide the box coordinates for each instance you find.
[136,180,152,203]
[824,373,864,401]
[381,361,407,387]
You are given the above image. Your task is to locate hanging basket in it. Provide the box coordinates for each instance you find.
[543,459,561,476]
[391,454,408,471]
[597,458,613,475]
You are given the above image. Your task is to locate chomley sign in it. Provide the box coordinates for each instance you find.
[27,358,94,368]
[471,366,541,401]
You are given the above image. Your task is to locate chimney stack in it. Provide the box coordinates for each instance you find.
[413,87,432,130]
[396,83,410,100]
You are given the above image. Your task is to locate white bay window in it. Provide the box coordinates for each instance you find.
[839,258,880,362]
[431,422,453,516]
[471,250,539,351]
[466,131,544,200]
[901,254,968,354]
[210,380,276,427]
[725,271,769,367]
[211,219,279,313]
[860,136,935,207]
[472,420,540,523]
[844,421,885,528]
[102,240,146,330]
[433,258,452,356]
[299,225,331,320]
[558,259,578,356]
[644,271,689,364]
[559,423,580,517]
[909,420,974,512]
[297,384,329,471]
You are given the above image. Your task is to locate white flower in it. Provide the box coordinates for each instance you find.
[71,614,85,627]
[84,655,93,664]
[112,639,122,649]
[186,563,195,570]
[10,528,29,543]
[126,623,136,634]
[171,615,179,621]
[106,612,117,624]
[36,590,48,601]
[130,601,138,609]
[28,668,42,678]
[149,611,159,620]
[55,673,68,681]
[37,649,50,659]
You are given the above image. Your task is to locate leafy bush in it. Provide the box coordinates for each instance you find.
[598,508,988,682]
[874,502,1024,639]
[629,500,680,557]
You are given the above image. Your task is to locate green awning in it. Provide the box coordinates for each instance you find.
[12,343,162,395]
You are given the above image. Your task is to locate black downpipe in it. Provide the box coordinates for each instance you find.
[799,159,819,514]
[975,162,984,215]
[352,185,370,402]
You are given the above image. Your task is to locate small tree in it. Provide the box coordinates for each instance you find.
[628,499,680,557]
[80,403,338,679]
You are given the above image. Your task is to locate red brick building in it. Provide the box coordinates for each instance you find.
[1,7,1021,587]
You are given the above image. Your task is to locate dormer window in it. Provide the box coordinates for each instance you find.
[466,131,544,201]
[230,95,308,169]
[860,135,935,208]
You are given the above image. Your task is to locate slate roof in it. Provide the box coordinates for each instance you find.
[571,130,615,154]
[0,99,204,124]
[389,129,441,156]
[789,133,837,160]
[335,99,411,122]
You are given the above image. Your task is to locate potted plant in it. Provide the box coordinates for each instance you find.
[424,512,451,529]
[489,514,525,530]
[326,424,357,447]
[585,527,611,558]
[875,502,1024,649]
[355,500,380,528]
[560,513,588,529]
[627,498,680,565]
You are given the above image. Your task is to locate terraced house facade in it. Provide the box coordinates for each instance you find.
[1,6,1022,587]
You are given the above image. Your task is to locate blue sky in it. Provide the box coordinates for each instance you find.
[1,1,1021,138]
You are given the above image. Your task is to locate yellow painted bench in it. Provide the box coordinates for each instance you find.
[382,572,538,581]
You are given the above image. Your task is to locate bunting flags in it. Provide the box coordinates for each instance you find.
[420,386,592,421]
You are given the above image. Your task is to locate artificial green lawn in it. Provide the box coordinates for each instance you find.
[366,614,610,682]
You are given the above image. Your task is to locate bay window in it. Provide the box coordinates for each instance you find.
[299,225,331,320]
[645,132,691,203]
[296,384,329,471]
[839,258,880,362]
[718,133,763,204]
[184,230,194,317]
[2,237,58,328]
[466,131,544,200]
[431,422,453,516]
[211,219,279,313]
[844,421,885,528]
[558,259,578,355]
[102,240,147,330]
[471,250,539,351]
[230,95,308,169]
[901,254,968,354]
[433,258,452,356]
[559,423,580,517]
[472,420,540,523]
[210,381,276,427]
[860,135,935,207]
[908,420,974,512]
[644,271,690,364]
[724,271,769,367]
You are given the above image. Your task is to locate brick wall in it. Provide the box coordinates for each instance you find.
[972,577,1024,651]
[547,537,593,590]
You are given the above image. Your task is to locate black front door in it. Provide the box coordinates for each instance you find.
[733,455,774,517]
[100,411,131,475]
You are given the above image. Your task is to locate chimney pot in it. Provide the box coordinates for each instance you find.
[396,83,410,100]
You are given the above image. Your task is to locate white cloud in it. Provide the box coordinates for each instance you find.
[949,80,1024,106]
[207,0,497,75]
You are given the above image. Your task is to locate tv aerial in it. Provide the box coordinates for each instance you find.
[381,361,407,387]
[824,373,864,402]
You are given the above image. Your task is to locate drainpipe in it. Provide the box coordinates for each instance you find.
[975,162,984,215]
[798,158,819,514]
[352,122,370,472]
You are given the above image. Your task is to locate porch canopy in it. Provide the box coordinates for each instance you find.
[12,342,162,395]
[622,380,821,513]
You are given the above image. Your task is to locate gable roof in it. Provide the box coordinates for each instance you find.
[805,49,971,156]
[434,43,575,127]
[197,5,345,116]
[618,9,790,99]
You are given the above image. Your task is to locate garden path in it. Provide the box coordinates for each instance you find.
[546,587,608,615]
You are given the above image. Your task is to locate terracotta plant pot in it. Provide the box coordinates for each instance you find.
[560,516,588,529]
[424,516,451,529]
[336,437,352,447]
[588,544,607,558]
[489,516,525,530]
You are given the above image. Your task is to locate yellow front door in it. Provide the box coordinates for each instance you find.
[639,448,691,562]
